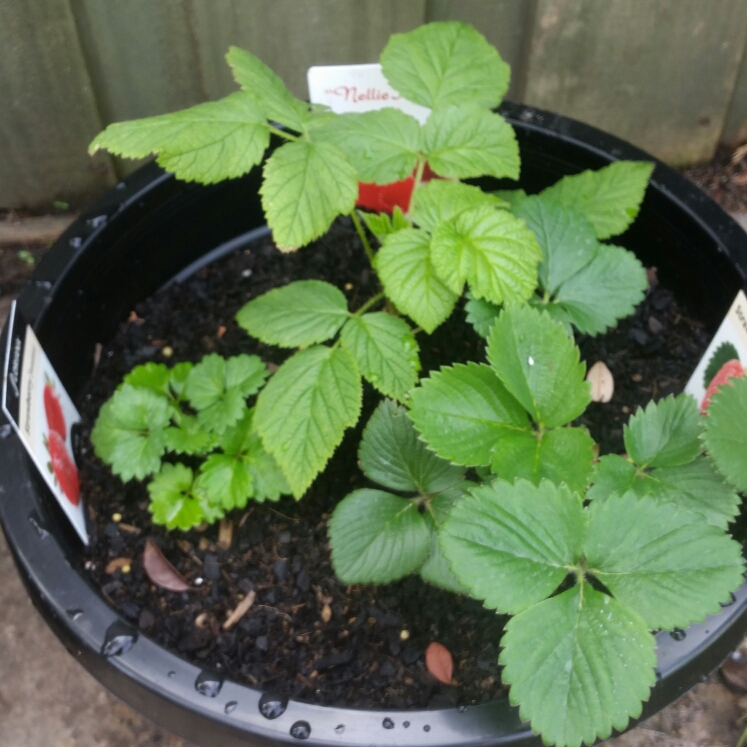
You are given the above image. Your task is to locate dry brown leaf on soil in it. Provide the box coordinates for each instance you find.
[223,590,257,630]
[143,539,191,592]
[218,518,233,550]
[426,641,453,685]
[105,557,132,574]
[587,360,614,403]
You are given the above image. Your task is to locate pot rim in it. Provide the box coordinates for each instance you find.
[2,102,747,747]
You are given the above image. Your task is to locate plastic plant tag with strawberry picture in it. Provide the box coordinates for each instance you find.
[2,301,87,543]
[685,289,747,412]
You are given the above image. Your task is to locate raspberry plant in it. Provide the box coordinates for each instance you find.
[89,21,747,747]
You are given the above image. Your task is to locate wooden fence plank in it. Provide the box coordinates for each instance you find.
[722,48,747,146]
[425,0,534,101]
[0,0,115,208]
[190,0,426,101]
[522,0,747,165]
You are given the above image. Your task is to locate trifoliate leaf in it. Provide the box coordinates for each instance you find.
[89,92,270,184]
[500,585,656,747]
[164,414,217,455]
[197,454,253,512]
[328,489,430,584]
[91,384,170,481]
[254,346,362,497]
[358,400,464,494]
[226,46,311,131]
[339,312,420,401]
[490,426,595,495]
[374,228,458,333]
[423,105,519,180]
[185,354,268,434]
[441,480,586,614]
[624,394,701,468]
[245,446,289,502]
[585,493,745,629]
[169,362,193,400]
[512,195,598,295]
[420,529,469,594]
[552,242,647,335]
[260,140,358,251]
[586,454,637,501]
[236,280,350,347]
[380,22,510,110]
[410,179,506,233]
[528,299,575,335]
[704,342,740,387]
[464,295,501,338]
[540,161,654,240]
[148,463,211,531]
[429,204,541,305]
[123,362,171,397]
[310,108,420,184]
[409,363,529,466]
[704,376,747,492]
[487,305,590,428]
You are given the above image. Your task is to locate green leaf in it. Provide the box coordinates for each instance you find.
[339,312,420,401]
[374,228,458,334]
[500,585,656,747]
[487,305,591,428]
[311,108,420,184]
[512,195,598,295]
[164,414,217,455]
[91,384,170,481]
[624,394,701,468]
[704,376,747,492]
[704,342,740,387]
[540,161,654,240]
[123,362,171,397]
[380,22,510,110]
[236,280,350,347]
[197,454,253,511]
[586,454,637,501]
[464,295,501,338]
[226,46,310,131]
[493,188,528,210]
[254,346,362,497]
[358,400,464,493]
[148,463,214,530]
[429,204,541,305]
[185,354,268,434]
[552,242,647,335]
[585,493,745,629]
[260,140,358,251]
[89,92,270,184]
[440,480,586,614]
[529,298,575,336]
[411,179,506,233]
[423,105,519,180]
[409,362,529,466]
[420,529,469,594]
[490,426,595,495]
[328,489,431,584]
[360,210,394,239]
[169,362,193,400]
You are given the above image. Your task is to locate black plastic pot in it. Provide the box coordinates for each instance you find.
[2,103,747,747]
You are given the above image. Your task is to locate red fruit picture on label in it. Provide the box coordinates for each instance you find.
[47,430,79,506]
[701,359,745,413]
[44,381,67,440]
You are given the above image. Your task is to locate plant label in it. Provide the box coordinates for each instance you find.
[307,63,430,122]
[685,289,747,411]
[2,301,87,543]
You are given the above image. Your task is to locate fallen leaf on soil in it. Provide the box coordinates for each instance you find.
[118,523,141,534]
[105,557,132,574]
[587,361,614,403]
[217,325,227,338]
[195,612,209,629]
[426,641,453,684]
[223,590,256,630]
[321,603,332,623]
[143,539,191,592]
[218,517,233,550]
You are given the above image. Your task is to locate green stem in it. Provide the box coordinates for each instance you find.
[353,291,385,317]
[406,157,427,220]
[267,124,299,142]
[350,210,376,264]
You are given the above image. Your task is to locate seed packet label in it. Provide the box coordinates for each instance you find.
[684,289,747,410]
[2,301,87,544]
[307,63,430,123]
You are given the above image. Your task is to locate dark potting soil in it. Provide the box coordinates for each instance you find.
[75,219,711,711]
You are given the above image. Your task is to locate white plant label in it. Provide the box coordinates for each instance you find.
[307,63,430,123]
[2,301,88,543]
[685,289,747,410]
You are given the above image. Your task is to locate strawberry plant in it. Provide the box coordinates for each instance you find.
[88,20,747,747]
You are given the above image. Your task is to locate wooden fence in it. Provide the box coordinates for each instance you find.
[3,0,747,208]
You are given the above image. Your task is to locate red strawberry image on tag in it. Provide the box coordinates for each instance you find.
[45,430,80,506]
[701,359,745,413]
[44,379,67,440]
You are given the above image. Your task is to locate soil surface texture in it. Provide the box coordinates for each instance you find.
[75,218,710,711]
